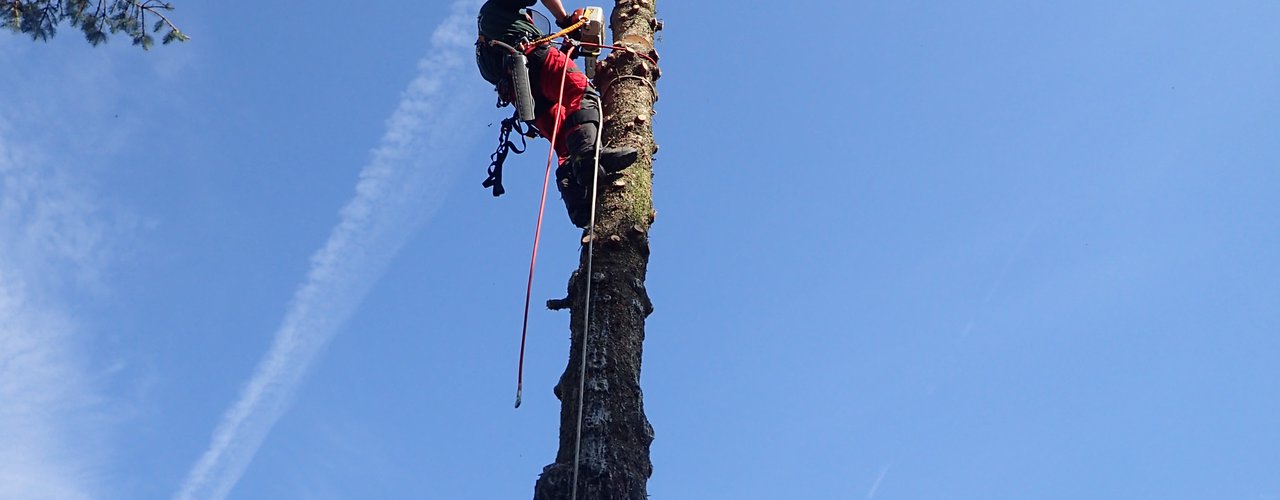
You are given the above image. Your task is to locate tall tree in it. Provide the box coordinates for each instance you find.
[2,0,186,48]
[534,1,662,499]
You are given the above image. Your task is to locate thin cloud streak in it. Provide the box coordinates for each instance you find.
[172,2,484,499]
[0,280,94,500]
[0,127,110,500]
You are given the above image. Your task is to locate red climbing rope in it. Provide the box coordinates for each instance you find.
[573,40,659,66]
[516,45,579,409]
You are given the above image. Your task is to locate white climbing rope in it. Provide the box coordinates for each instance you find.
[571,93,606,500]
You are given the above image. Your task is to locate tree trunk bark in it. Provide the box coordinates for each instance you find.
[533,1,661,499]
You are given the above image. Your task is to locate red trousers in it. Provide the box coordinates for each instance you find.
[530,46,590,164]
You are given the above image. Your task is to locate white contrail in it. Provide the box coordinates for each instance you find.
[865,463,892,499]
[174,2,484,499]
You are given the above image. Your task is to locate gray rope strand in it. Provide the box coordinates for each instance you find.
[571,93,605,500]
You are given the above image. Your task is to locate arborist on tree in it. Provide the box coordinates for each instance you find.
[477,0,637,227]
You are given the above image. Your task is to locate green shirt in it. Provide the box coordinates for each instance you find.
[478,0,541,44]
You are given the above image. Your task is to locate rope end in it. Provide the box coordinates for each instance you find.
[515,388,523,408]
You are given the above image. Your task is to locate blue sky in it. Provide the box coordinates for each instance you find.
[1,1,1278,499]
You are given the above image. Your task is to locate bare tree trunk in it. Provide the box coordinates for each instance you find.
[533,1,661,499]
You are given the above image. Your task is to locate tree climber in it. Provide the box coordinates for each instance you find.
[476,0,637,227]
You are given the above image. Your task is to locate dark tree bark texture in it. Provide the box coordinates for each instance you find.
[533,1,661,499]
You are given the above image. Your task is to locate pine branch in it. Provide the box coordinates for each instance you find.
[2,0,186,47]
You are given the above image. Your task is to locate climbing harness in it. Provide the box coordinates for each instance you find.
[479,9,595,197]
[480,7,639,197]
[483,115,533,197]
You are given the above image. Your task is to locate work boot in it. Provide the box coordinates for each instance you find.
[566,121,638,185]
[555,163,590,228]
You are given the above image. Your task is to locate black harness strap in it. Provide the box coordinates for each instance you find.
[484,114,535,197]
